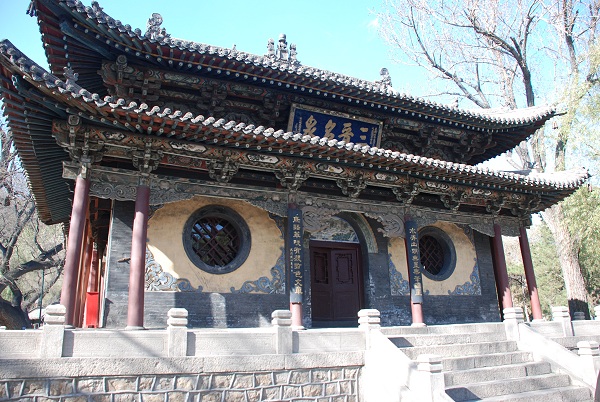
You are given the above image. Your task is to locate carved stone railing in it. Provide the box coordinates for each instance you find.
[0,305,364,359]
[503,306,600,393]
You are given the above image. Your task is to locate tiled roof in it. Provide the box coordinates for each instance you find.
[0,38,589,225]
[33,0,555,134]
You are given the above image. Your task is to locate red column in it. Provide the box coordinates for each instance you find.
[127,184,150,329]
[88,244,99,292]
[74,232,93,327]
[290,302,303,328]
[492,223,513,311]
[519,226,543,320]
[410,302,424,326]
[60,173,90,326]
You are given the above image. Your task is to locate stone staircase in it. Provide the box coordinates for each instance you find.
[382,322,594,401]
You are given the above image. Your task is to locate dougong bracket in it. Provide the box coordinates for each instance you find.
[208,153,239,183]
[131,140,162,181]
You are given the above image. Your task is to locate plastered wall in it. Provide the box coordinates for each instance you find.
[146,196,284,293]
[388,221,480,296]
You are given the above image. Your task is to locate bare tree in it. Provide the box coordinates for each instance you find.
[376,0,599,316]
[0,125,65,329]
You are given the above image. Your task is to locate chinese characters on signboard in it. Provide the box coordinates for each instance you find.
[288,208,304,303]
[288,104,382,148]
[405,220,424,303]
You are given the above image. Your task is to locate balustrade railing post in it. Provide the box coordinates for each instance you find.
[167,308,188,357]
[41,304,67,358]
[552,306,574,337]
[503,307,524,341]
[415,354,445,402]
[272,310,292,354]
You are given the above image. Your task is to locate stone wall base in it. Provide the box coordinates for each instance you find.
[0,366,360,401]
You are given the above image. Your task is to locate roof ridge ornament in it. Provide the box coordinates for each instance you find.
[145,13,170,41]
[63,66,79,89]
[266,34,301,66]
[377,68,392,89]
[26,0,36,17]
[91,1,103,15]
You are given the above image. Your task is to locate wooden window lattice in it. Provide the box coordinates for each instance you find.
[419,235,445,276]
[190,216,240,267]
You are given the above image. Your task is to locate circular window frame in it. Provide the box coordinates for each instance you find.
[183,205,251,275]
[418,226,456,281]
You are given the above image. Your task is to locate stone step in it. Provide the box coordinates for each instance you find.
[388,331,506,348]
[398,340,518,360]
[445,373,573,401]
[441,351,534,371]
[444,361,552,386]
[461,385,593,402]
[381,322,505,337]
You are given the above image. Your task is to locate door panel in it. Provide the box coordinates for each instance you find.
[311,249,332,320]
[310,243,361,323]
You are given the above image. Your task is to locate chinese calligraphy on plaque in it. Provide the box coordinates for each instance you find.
[288,208,304,303]
[288,104,382,147]
[405,220,424,303]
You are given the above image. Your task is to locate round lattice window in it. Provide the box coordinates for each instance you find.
[418,227,456,281]
[183,206,250,274]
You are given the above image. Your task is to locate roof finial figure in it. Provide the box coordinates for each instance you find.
[377,68,392,88]
[91,1,103,15]
[26,0,36,17]
[145,13,170,41]
[267,38,275,58]
[63,66,79,90]
[276,34,288,61]
[265,34,300,66]
[289,44,299,64]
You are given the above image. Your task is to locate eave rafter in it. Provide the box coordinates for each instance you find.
[34,2,555,163]
[51,119,561,216]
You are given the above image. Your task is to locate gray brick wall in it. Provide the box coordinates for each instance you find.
[366,227,501,327]
[103,201,288,329]
[103,201,500,329]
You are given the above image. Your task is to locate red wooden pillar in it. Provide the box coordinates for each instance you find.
[84,242,101,328]
[290,302,303,328]
[519,226,543,320]
[74,230,93,327]
[88,243,99,292]
[60,172,90,326]
[127,184,150,329]
[410,301,425,326]
[492,223,513,311]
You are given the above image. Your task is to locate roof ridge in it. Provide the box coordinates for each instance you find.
[54,0,556,126]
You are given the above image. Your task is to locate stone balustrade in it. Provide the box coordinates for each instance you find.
[0,306,363,401]
[0,305,365,360]
[507,305,600,393]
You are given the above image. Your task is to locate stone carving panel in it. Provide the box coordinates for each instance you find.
[389,257,410,296]
[145,247,202,292]
[230,251,285,294]
[447,225,481,296]
[230,214,286,294]
[302,205,338,233]
[365,212,405,238]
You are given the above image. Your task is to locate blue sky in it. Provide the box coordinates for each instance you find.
[0,0,426,94]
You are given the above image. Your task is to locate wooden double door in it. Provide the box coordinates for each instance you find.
[310,241,363,325]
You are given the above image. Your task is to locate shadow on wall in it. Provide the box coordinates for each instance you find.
[171,291,288,328]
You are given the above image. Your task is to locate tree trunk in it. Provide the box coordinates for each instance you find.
[542,203,590,318]
[0,298,30,329]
